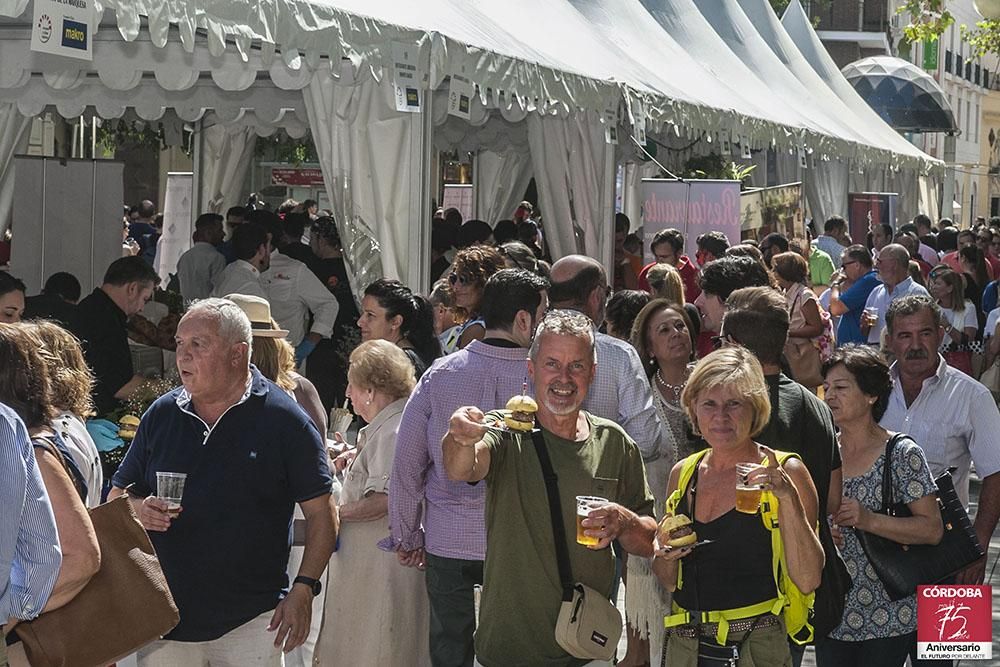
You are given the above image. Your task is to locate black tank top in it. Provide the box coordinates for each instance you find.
[673,463,777,612]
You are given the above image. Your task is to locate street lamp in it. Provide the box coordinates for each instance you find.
[975,0,1000,20]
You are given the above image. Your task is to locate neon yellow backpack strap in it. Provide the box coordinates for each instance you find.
[759,450,815,645]
[665,598,784,644]
[664,449,709,517]
[663,449,710,592]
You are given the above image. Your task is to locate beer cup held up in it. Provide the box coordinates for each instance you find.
[575,496,608,546]
[734,463,763,515]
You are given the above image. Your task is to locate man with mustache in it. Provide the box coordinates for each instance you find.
[880,295,1000,588]
[443,309,656,666]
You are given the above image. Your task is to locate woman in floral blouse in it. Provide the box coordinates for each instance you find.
[819,345,943,666]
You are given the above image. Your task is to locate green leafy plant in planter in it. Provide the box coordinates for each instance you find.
[682,153,757,189]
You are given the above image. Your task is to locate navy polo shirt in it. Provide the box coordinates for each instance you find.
[112,368,332,641]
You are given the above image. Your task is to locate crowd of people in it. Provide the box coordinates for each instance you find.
[0,202,998,667]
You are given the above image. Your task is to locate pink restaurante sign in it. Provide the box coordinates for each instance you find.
[640,179,741,259]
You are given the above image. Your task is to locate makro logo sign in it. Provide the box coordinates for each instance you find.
[917,585,992,660]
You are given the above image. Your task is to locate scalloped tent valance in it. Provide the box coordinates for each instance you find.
[0,0,943,172]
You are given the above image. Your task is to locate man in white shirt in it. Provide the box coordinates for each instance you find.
[862,244,929,344]
[211,223,269,300]
[814,215,849,268]
[253,211,339,366]
[264,251,338,365]
[880,295,1000,585]
[177,213,226,304]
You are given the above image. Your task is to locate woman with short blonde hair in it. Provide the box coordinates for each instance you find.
[681,346,772,438]
[317,339,429,665]
[654,346,823,667]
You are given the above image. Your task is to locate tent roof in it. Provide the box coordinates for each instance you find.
[0,0,941,170]
[779,0,937,163]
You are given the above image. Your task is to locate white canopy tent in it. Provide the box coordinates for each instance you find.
[780,0,940,220]
[0,0,941,294]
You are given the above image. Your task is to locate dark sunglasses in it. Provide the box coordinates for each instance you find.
[448,273,476,286]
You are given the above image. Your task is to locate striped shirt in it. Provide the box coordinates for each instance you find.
[0,403,62,620]
[384,340,531,560]
[582,332,665,461]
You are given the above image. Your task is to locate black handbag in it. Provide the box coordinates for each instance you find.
[810,517,851,638]
[856,434,985,601]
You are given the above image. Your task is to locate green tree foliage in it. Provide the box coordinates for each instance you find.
[899,1,1000,68]
[897,1,956,42]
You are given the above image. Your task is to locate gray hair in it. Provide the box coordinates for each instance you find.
[185,298,254,352]
[880,243,911,265]
[885,294,944,334]
[528,309,597,363]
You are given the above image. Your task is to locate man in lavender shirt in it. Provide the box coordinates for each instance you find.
[384,269,548,666]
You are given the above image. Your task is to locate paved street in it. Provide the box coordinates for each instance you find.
[618,474,1000,666]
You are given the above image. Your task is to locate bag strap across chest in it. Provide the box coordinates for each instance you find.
[531,428,575,601]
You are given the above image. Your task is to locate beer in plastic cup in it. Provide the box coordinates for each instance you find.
[734,463,763,515]
[575,496,608,546]
[156,471,187,516]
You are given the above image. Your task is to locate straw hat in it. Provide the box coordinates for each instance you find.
[225,293,289,338]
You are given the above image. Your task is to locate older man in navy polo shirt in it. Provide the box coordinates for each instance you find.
[110,298,336,665]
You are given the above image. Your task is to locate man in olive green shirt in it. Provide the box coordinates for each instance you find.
[443,310,656,667]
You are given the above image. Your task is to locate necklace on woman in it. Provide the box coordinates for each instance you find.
[655,369,686,398]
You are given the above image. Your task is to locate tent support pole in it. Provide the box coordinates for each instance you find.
[599,143,615,279]
[408,92,433,294]
[191,118,203,225]
[942,132,956,223]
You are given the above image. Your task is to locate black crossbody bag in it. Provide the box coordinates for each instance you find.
[856,434,985,601]
[530,429,622,661]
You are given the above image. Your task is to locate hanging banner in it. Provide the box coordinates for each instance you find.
[848,192,898,244]
[271,167,325,187]
[392,42,422,113]
[31,0,95,61]
[447,74,473,120]
[923,40,939,71]
[631,100,646,146]
[641,179,741,259]
[604,105,619,145]
[157,172,194,287]
[441,184,474,222]
[740,182,804,241]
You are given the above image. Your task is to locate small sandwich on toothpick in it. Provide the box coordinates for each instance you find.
[503,394,538,432]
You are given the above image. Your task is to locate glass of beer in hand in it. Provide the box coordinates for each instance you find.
[735,463,763,514]
[575,496,608,546]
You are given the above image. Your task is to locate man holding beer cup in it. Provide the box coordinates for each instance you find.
[442,310,656,666]
[861,244,929,345]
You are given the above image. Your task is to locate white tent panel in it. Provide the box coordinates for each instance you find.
[0,102,30,234]
[85,0,625,116]
[779,0,933,165]
[568,0,810,138]
[692,0,874,152]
